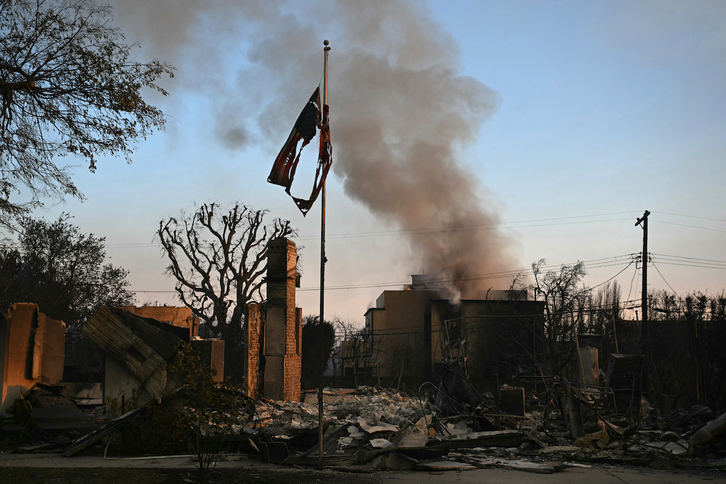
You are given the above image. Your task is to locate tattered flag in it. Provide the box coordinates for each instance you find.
[268,87,332,216]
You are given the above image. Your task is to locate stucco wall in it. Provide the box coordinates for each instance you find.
[0,303,66,412]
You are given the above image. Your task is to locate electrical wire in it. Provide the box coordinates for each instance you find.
[298,213,640,241]
[588,260,636,291]
[653,220,726,234]
[649,253,726,270]
[61,213,642,248]
[651,260,678,296]
[657,211,726,224]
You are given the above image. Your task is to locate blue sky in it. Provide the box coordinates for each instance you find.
[27,0,726,323]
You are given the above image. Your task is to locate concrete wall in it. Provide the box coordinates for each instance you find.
[0,303,66,412]
[39,313,65,384]
[364,290,437,379]
[359,290,545,386]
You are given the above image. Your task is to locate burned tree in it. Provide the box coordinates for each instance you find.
[532,259,588,378]
[158,203,294,381]
[0,0,173,227]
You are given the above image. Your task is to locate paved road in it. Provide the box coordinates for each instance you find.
[381,467,726,484]
[1,453,724,484]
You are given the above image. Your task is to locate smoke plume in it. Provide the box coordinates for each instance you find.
[112,0,517,299]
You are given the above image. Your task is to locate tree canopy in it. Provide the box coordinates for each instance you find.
[0,213,134,325]
[0,0,173,225]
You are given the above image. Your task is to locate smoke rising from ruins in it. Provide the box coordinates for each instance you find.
[112,0,518,299]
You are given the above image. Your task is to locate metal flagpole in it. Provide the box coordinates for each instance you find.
[317,39,330,468]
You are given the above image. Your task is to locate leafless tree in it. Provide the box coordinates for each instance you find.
[158,202,294,380]
[532,259,588,377]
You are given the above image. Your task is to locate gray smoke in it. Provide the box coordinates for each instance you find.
[112,0,517,299]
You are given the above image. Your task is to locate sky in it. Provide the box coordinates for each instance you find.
[22,0,726,324]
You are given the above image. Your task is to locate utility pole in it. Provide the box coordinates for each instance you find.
[635,210,650,350]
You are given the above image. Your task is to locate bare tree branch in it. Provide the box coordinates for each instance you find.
[158,202,296,380]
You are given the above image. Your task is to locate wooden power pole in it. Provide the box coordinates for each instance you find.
[635,210,650,350]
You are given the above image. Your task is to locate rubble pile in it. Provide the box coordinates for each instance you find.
[4,382,726,476]
[253,386,422,429]
[226,385,726,474]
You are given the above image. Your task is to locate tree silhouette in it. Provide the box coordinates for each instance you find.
[0,0,173,226]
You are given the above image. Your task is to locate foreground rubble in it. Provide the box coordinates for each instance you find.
[3,384,726,477]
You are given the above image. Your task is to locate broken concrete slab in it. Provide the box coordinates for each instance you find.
[370,438,394,449]
[358,417,398,434]
[399,432,429,448]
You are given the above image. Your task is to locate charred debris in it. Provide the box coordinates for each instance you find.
[3,353,726,474]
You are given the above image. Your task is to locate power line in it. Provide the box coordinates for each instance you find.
[652,260,678,296]
[650,253,726,270]
[627,258,639,302]
[298,255,638,292]
[653,220,726,234]
[297,212,640,241]
[651,253,726,265]
[657,212,726,224]
[589,260,636,291]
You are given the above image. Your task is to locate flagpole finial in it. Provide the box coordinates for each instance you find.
[324,39,330,50]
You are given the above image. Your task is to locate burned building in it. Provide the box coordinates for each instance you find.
[352,276,545,388]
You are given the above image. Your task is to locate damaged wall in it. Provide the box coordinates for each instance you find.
[84,307,184,408]
[362,288,438,380]
[430,298,545,386]
[245,238,302,402]
[119,305,199,337]
[245,303,263,398]
[265,238,302,402]
[89,307,224,412]
[0,303,65,412]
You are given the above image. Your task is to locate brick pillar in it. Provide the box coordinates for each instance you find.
[245,304,263,398]
[264,238,301,401]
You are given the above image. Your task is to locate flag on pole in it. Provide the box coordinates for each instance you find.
[268,87,332,216]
